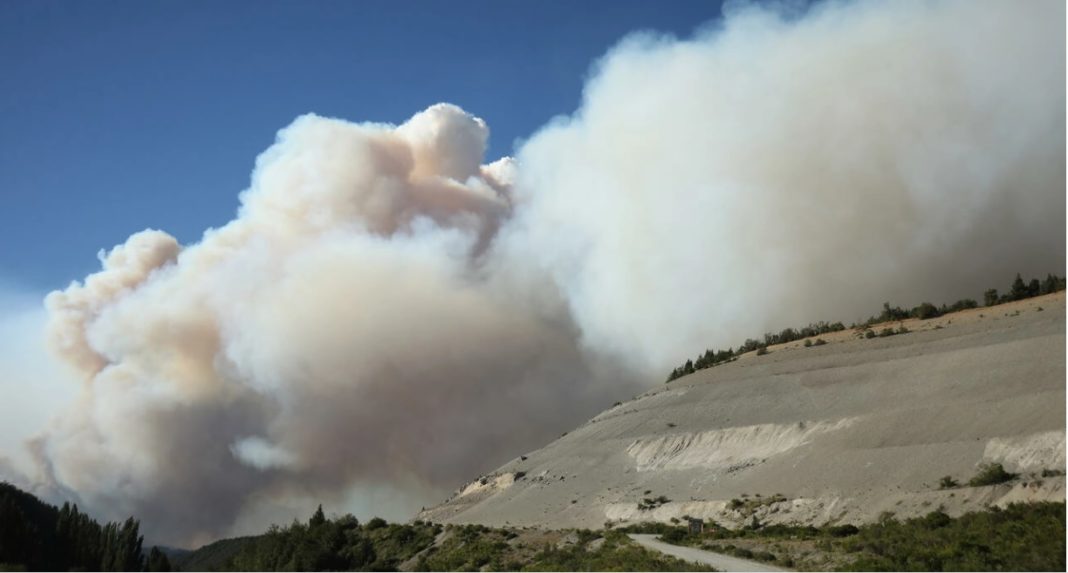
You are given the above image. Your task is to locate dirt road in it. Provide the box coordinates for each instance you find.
[628,534,791,572]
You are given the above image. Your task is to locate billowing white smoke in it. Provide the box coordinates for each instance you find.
[505,0,1065,369]
[26,0,1064,546]
[39,105,639,545]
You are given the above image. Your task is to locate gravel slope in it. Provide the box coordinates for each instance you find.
[420,293,1066,530]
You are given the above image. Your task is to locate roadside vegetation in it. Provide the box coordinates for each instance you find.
[181,509,710,571]
[666,272,1065,382]
[647,502,1064,571]
[0,481,708,572]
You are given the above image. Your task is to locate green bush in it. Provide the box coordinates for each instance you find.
[911,302,940,319]
[968,463,1017,487]
[841,503,1064,571]
[939,476,959,489]
[827,524,859,537]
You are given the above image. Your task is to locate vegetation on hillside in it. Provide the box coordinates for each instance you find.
[178,509,711,571]
[0,481,169,571]
[650,502,1065,571]
[666,272,1065,382]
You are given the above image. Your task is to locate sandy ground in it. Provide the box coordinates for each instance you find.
[419,293,1066,530]
[628,534,790,572]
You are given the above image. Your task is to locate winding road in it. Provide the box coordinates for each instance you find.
[628,534,791,572]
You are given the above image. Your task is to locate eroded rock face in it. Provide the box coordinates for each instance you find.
[420,294,1067,530]
[626,418,858,472]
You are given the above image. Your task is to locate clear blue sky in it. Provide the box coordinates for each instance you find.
[1,0,731,291]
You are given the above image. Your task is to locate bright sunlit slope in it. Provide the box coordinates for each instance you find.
[420,293,1066,529]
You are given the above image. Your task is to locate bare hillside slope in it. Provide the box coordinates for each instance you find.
[419,293,1066,529]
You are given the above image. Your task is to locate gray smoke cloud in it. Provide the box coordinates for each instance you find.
[19,0,1064,547]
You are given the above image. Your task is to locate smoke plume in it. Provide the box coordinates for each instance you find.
[22,0,1064,546]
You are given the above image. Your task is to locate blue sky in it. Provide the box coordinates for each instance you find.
[1,0,730,291]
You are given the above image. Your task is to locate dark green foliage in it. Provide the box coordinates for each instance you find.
[637,496,670,511]
[1010,273,1029,300]
[415,523,506,571]
[1027,278,1041,297]
[827,524,859,537]
[911,302,939,319]
[876,302,910,323]
[222,509,438,571]
[991,273,1064,305]
[655,503,1064,572]
[840,503,1065,571]
[0,482,147,572]
[169,537,254,571]
[308,505,326,528]
[666,272,1064,382]
[615,522,678,535]
[519,529,712,571]
[146,547,172,572]
[1041,273,1065,295]
[968,463,1017,487]
[666,321,846,381]
[659,528,686,543]
[939,476,959,489]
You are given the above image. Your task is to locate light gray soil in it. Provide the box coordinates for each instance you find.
[420,293,1066,530]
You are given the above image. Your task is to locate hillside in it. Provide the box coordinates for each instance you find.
[419,292,1066,530]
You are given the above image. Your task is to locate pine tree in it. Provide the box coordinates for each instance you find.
[146,546,172,572]
[310,504,326,528]
[1010,273,1028,301]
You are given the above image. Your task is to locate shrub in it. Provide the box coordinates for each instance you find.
[756,551,777,562]
[968,463,1017,487]
[733,547,754,559]
[660,528,686,543]
[804,339,812,347]
[756,347,769,356]
[911,302,940,319]
[813,338,827,346]
[939,476,959,489]
[841,503,1064,572]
